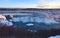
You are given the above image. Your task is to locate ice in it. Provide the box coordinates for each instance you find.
[0,20,13,26]
[26,23,34,26]
[12,17,20,22]
[48,35,60,38]
[6,22,13,26]
[44,18,58,24]
[0,15,13,26]
[11,17,58,24]
[34,17,45,23]
[20,17,30,22]
[27,29,37,32]
[0,15,6,20]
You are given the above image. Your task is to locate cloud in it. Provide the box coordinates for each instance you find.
[36,0,60,8]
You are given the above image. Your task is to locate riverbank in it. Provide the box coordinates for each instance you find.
[0,26,60,38]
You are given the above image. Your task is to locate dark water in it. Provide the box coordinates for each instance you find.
[12,22,60,30]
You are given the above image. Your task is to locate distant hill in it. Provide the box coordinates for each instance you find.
[0,8,60,11]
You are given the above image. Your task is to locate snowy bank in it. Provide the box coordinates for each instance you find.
[0,15,13,27]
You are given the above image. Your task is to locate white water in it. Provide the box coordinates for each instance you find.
[11,17,58,24]
[12,17,20,22]
[44,18,58,24]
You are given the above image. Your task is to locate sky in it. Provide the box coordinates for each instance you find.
[0,0,60,8]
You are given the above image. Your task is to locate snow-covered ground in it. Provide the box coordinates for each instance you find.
[48,35,60,38]
[0,15,13,27]
[0,20,13,26]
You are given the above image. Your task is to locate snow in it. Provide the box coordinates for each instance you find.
[0,15,58,27]
[27,29,37,32]
[20,17,30,22]
[12,17,20,22]
[6,22,13,26]
[26,23,34,26]
[44,18,58,24]
[0,15,6,19]
[0,20,13,26]
[11,17,58,24]
[0,15,13,26]
[48,35,60,38]
[34,17,45,23]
